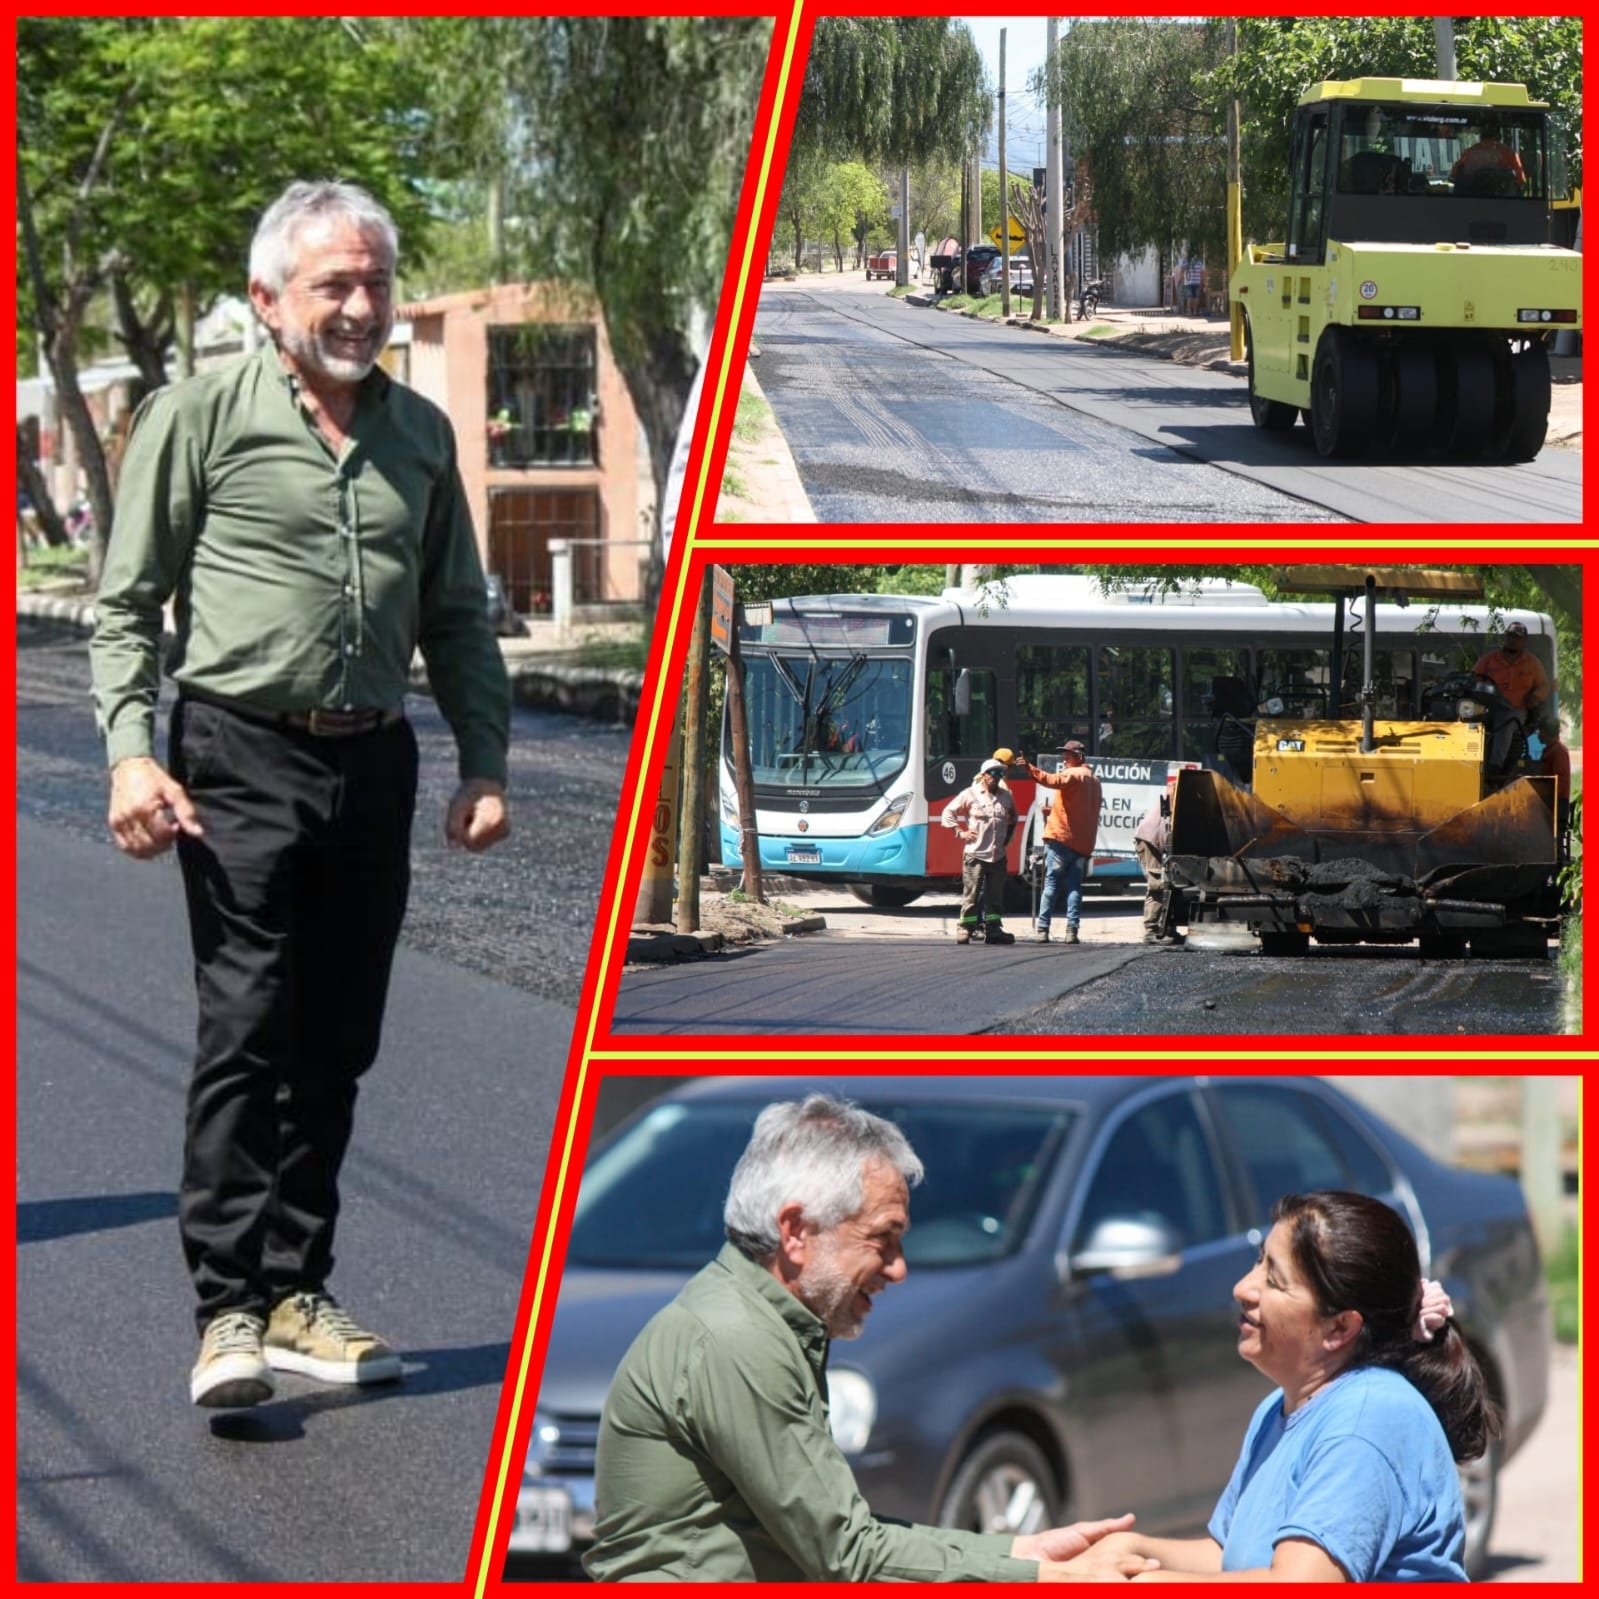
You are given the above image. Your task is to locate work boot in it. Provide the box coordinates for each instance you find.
[1061,925,1080,945]
[191,1310,274,1409]
[1033,927,1051,943]
[985,924,1016,945]
[265,1291,402,1385]
[955,924,972,944]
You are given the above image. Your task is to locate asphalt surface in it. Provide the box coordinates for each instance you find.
[753,285,1582,524]
[610,890,1569,1037]
[14,621,627,1581]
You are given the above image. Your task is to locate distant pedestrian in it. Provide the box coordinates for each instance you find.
[1133,773,1181,944]
[90,180,511,1410]
[1184,258,1204,315]
[942,758,1017,944]
[1025,740,1101,945]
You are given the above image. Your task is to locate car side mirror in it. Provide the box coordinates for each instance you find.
[1067,1215,1184,1280]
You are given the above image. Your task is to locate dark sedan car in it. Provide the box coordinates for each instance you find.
[510,1077,1548,1579]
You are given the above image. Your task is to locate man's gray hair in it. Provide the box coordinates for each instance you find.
[724,1093,923,1261]
[249,180,399,292]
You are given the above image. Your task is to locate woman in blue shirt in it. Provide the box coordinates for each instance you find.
[1095,1191,1498,1582]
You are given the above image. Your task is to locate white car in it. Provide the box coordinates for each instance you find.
[980,252,1034,297]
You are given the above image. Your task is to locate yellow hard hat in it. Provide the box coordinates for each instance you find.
[992,746,1016,765]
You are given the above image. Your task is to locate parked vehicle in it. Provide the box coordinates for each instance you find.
[964,243,1001,295]
[866,246,898,281]
[511,1075,1548,1578]
[980,252,1035,298]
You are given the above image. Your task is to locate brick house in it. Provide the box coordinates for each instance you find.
[397,283,646,620]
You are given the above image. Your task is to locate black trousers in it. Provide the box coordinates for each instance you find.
[170,697,418,1330]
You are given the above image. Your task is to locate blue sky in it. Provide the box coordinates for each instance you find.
[962,15,1054,171]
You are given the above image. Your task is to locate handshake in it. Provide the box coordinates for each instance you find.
[1017,1514,1161,1582]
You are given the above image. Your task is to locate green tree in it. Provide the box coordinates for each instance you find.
[794,18,990,169]
[468,16,769,599]
[1042,19,1228,268]
[775,157,888,272]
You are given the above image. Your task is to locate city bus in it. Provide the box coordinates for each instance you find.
[717,574,1558,906]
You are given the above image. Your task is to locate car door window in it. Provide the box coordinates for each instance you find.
[1072,1092,1227,1251]
[1215,1084,1392,1222]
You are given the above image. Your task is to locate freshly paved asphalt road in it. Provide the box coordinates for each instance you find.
[753,286,1582,524]
[610,890,1567,1038]
[15,622,627,1581]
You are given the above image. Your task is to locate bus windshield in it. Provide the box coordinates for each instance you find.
[1338,102,1549,200]
[735,651,915,790]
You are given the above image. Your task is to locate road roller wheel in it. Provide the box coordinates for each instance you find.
[1386,343,1439,455]
[1246,318,1297,431]
[1311,329,1378,457]
[1444,341,1496,456]
[1494,341,1551,463]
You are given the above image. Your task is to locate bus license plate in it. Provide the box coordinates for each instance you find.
[516,1486,573,1553]
[786,846,822,865]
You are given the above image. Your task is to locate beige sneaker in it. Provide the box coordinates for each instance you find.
[265,1291,402,1385]
[191,1310,275,1408]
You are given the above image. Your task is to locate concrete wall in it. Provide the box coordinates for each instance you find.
[399,284,643,604]
[1327,1076,1456,1163]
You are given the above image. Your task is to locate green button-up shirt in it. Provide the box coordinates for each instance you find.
[585,1243,1038,1582]
[90,344,509,784]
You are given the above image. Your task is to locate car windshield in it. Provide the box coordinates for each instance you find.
[567,1098,1072,1269]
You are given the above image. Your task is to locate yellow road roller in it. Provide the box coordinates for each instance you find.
[1233,79,1582,461]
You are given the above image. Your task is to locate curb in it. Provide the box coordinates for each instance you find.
[626,928,726,962]
[735,358,816,522]
[15,590,645,726]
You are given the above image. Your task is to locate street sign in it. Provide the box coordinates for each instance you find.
[711,565,735,655]
[988,216,1028,249]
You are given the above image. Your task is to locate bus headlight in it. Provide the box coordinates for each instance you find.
[827,1368,877,1454]
[865,794,910,837]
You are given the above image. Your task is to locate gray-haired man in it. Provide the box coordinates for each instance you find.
[90,181,511,1408]
[586,1094,1153,1581]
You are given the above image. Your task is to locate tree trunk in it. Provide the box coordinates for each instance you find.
[608,311,696,631]
[110,273,174,397]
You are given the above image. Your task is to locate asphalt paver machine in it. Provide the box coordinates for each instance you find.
[1168,567,1560,957]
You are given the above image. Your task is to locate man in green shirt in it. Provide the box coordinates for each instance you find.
[89,180,511,1409]
[586,1095,1154,1581]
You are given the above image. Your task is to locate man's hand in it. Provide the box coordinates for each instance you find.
[1017,1520,1158,1579]
[1014,1516,1136,1564]
[108,755,202,859]
[445,778,510,852]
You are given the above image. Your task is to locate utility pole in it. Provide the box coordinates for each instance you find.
[897,166,911,289]
[998,29,1011,319]
[1045,16,1064,321]
[673,573,713,932]
[1226,18,1244,361]
[1433,17,1457,80]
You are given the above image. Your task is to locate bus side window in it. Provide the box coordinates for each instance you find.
[926,669,997,759]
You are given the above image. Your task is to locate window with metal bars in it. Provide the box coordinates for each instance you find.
[486,325,600,469]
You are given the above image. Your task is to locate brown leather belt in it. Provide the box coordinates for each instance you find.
[181,689,403,739]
